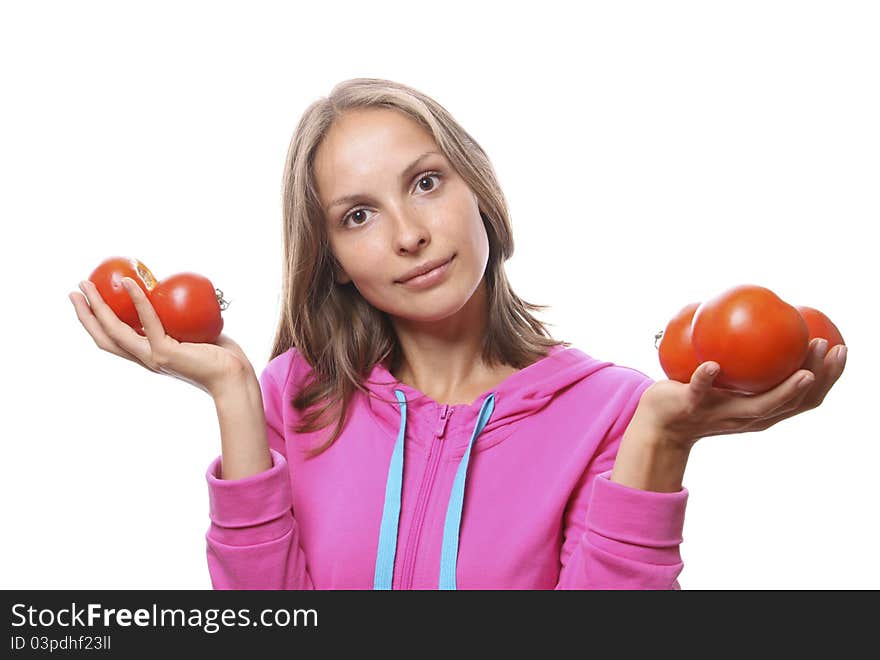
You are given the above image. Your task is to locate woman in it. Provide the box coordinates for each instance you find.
[70,78,847,589]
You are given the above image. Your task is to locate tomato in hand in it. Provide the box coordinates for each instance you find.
[87,257,228,343]
[691,284,810,393]
[656,302,702,384]
[150,272,225,344]
[796,305,845,349]
[88,257,158,336]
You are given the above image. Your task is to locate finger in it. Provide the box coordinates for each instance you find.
[760,337,827,416]
[740,378,816,431]
[805,337,828,373]
[120,277,169,346]
[727,338,828,419]
[801,341,848,410]
[689,361,721,398]
[70,290,143,365]
[732,338,845,426]
[78,280,157,367]
[722,366,815,420]
[829,343,847,381]
[761,373,815,421]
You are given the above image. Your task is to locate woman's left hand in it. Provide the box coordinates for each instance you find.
[636,338,848,450]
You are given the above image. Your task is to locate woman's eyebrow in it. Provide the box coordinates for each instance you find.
[327,151,443,210]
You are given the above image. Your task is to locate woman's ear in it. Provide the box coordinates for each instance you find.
[328,252,351,285]
[333,263,351,285]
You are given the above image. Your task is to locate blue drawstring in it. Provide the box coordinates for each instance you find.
[373,390,407,590]
[439,393,494,589]
[373,389,495,590]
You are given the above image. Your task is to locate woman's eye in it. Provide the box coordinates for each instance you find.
[340,171,442,228]
[415,172,441,192]
[339,206,370,228]
[340,208,368,227]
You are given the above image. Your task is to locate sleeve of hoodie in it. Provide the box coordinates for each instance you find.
[555,374,689,590]
[204,358,314,590]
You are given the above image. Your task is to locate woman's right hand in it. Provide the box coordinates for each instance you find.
[70,277,255,398]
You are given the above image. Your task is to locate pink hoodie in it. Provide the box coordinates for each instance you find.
[204,343,689,589]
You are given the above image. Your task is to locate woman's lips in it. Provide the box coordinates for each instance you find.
[395,255,454,290]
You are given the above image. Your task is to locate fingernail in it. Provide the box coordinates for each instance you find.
[837,346,847,362]
[707,365,719,376]
[815,339,828,356]
[798,373,815,388]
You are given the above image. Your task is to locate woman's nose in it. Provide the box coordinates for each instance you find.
[389,207,430,251]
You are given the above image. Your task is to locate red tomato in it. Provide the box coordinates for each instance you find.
[691,284,810,393]
[88,257,157,336]
[796,306,845,349]
[657,302,702,383]
[150,272,224,344]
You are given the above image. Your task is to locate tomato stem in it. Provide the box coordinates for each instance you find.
[654,330,664,350]
[216,288,230,311]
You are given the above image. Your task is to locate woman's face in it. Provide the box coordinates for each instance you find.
[313,108,490,323]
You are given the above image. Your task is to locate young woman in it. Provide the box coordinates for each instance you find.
[70,78,847,589]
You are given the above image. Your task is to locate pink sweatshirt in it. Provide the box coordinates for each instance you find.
[204,343,689,589]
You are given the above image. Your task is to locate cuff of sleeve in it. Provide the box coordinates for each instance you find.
[587,469,688,549]
[206,448,292,528]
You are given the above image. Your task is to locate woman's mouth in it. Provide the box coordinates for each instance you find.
[395,255,455,290]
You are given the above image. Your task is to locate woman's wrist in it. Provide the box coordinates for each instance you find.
[610,412,692,493]
[211,373,272,480]
[210,365,259,403]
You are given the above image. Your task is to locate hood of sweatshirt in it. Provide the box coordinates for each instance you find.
[362,343,617,458]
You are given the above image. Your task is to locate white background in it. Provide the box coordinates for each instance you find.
[1,1,877,590]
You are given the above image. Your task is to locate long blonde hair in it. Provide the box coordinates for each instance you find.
[271,78,567,458]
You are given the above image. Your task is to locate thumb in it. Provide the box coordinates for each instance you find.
[689,362,720,395]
